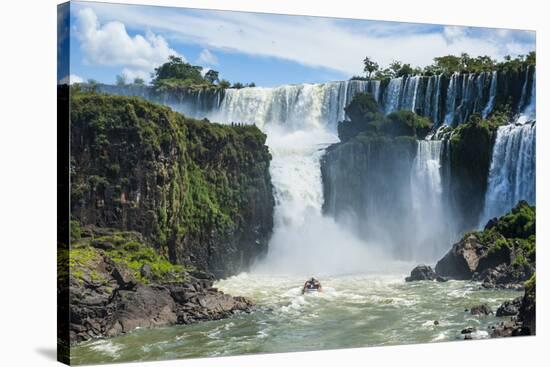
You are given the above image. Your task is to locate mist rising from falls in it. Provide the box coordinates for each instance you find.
[206,82,393,275]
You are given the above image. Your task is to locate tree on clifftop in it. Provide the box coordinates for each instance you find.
[151,55,204,86]
[363,56,379,78]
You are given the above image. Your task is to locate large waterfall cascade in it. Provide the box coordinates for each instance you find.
[98,68,536,272]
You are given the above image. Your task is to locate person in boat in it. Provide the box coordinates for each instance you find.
[302,277,322,294]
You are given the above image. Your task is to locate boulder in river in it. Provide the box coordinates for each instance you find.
[470,304,493,316]
[496,297,522,317]
[435,235,484,279]
[405,265,436,282]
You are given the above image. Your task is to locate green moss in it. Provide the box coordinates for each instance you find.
[68,247,103,284]
[71,231,193,284]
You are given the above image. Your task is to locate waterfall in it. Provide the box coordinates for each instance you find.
[481,123,536,224]
[99,68,534,129]
[383,78,403,114]
[444,73,458,124]
[517,70,536,124]
[206,82,386,274]
[431,75,442,125]
[482,71,497,118]
[410,140,454,259]
[400,76,420,112]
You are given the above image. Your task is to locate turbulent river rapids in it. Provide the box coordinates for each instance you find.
[72,76,536,364]
[72,274,518,364]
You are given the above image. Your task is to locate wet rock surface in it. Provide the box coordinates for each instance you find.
[496,297,522,317]
[405,265,437,282]
[469,304,493,316]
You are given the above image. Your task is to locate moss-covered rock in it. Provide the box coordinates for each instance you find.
[70,92,274,277]
[435,201,535,286]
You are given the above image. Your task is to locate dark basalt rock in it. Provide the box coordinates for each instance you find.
[491,276,536,338]
[496,297,522,317]
[435,235,485,279]
[461,326,476,334]
[405,265,437,282]
[470,304,493,316]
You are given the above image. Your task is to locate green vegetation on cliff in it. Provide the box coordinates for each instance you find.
[70,91,274,277]
[337,92,432,142]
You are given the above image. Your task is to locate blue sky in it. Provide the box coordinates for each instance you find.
[60,1,536,87]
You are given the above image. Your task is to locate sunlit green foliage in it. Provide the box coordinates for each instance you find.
[359,51,535,80]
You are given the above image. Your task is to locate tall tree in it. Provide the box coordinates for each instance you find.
[363,56,379,78]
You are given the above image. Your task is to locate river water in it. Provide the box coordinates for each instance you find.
[71,272,519,365]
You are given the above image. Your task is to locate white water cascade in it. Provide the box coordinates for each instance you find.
[481,74,536,224]
[207,82,391,275]
[481,123,536,223]
[410,140,454,260]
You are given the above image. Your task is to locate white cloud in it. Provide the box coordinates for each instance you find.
[443,26,467,43]
[58,74,84,85]
[77,3,535,78]
[75,8,180,80]
[197,49,218,66]
[121,68,150,82]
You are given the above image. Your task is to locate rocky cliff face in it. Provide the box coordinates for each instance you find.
[322,135,417,259]
[70,93,274,278]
